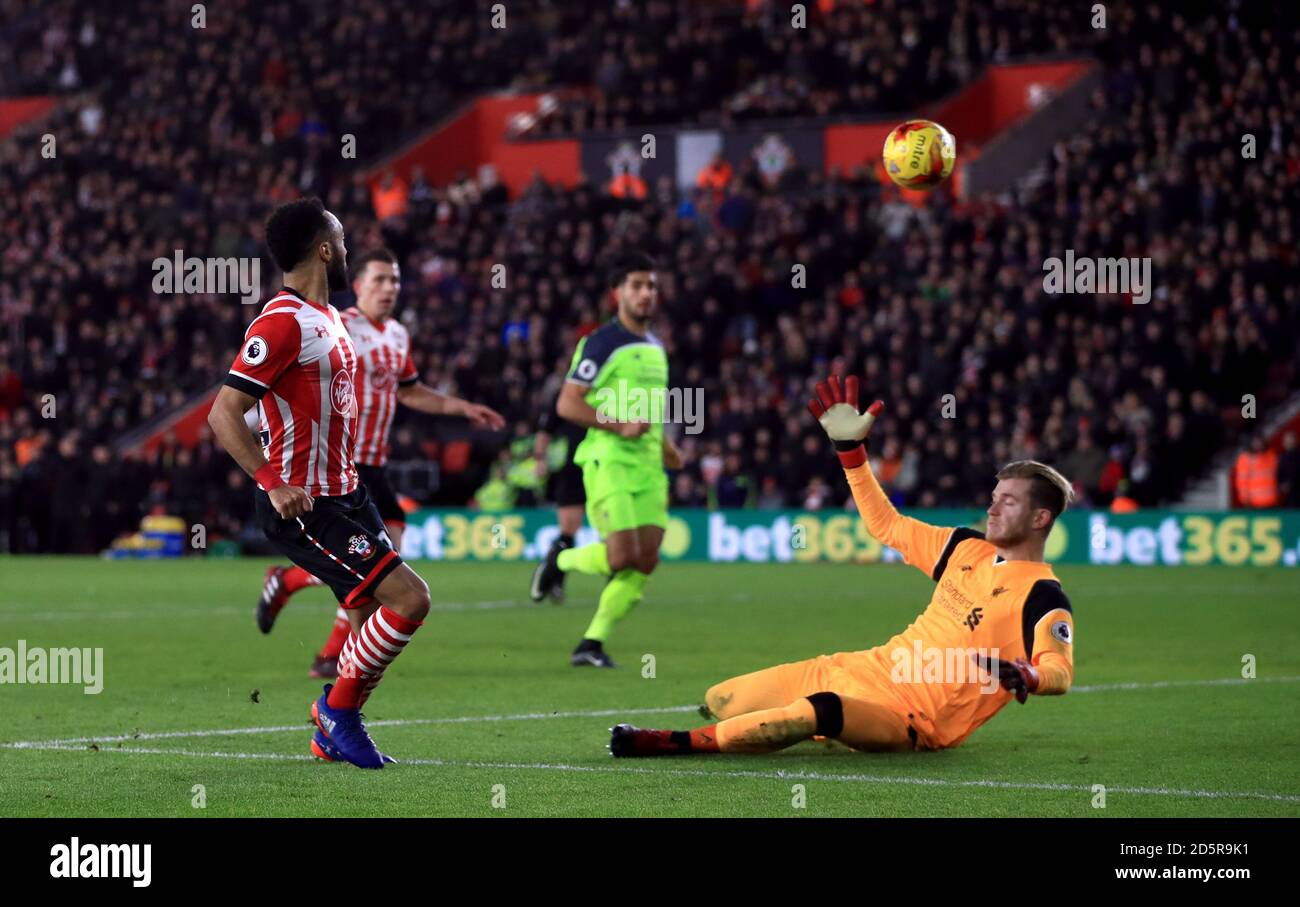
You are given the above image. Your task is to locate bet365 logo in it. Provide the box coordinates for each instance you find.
[964,607,984,631]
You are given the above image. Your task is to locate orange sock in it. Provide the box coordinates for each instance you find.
[689,725,720,753]
[715,699,818,754]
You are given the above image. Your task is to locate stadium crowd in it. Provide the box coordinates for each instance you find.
[2,0,1298,552]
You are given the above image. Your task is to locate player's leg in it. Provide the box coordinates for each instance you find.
[265,488,414,768]
[318,464,406,678]
[324,486,428,715]
[330,562,428,709]
[570,523,640,666]
[309,606,350,678]
[532,462,608,601]
[833,696,916,753]
[558,504,584,538]
[702,656,832,720]
[574,473,667,665]
[544,503,584,602]
[610,692,914,757]
[255,563,324,634]
[532,458,587,603]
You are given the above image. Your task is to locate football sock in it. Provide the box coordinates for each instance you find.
[557,542,610,576]
[714,698,818,754]
[327,606,421,710]
[688,726,720,753]
[582,568,647,641]
[319,607,350,660]
[624,726,719,756]
[558,533,576,548]
[283,566,322,595]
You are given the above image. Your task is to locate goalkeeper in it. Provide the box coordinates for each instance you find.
[610,375,1076,756]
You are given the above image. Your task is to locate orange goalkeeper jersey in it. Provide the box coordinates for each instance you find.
[839,461,1075,750]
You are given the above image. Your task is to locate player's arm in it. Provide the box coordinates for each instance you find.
[214,313,312,518]
[1023,581,1074,695]
[975,582,1074,703]
[558,335,648,438]
[207,384,312,519]
[662,433,683,469]
[807,375,955,576]
[556,380,647,438]
[395,381,505,429]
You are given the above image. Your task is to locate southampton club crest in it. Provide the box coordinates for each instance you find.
[347,533,376,561]
[606,141,644,180]
[751,133,793,187]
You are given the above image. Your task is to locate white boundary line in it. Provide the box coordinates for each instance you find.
[3,676,1297,751]
[13,742,1300,804]
[0,705,702,749]
[2,676,1299,805]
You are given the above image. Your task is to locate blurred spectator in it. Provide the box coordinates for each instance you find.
[372,171,409,222]
[607,164,647,200]
[696,154,733,197]
[1061,432,1106,505]
[1234,438,1279,509]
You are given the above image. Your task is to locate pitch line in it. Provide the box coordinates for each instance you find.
[2,675,1297,751]
[0,593,751,622]
[15,742,1300,805]
[0,705,703,749]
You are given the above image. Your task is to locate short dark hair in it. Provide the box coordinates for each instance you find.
[264,197,330,272]
[605,251,657,289]
[351,248,399,282]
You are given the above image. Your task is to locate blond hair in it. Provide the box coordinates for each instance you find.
[995,460,1075,522]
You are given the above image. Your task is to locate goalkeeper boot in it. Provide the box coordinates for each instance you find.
[310,684,386,769]
[256,566,289,634]
[609,724,689,757]
[571,638,616,668]
[530,538,568,602]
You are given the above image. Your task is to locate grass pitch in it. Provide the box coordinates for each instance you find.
[0,557,1297,817]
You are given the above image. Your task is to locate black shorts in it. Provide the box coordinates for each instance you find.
[552,461,586,507]
[357,463,405,525]
[256,485,403,609]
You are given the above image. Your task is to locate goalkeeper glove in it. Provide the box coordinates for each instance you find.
[974,654,1040,704]
[806,375,884,469]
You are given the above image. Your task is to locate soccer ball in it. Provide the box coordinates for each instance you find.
[882,119,956,190]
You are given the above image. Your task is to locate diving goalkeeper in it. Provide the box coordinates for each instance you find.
[610,375,1075,756]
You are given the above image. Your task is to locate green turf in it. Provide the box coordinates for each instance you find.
[0,557,1297,817]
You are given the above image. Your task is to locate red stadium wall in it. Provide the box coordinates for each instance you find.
[823,60,1093,200]
[0,96,58,140]
[367,94,581,197]
[122,386,220,456]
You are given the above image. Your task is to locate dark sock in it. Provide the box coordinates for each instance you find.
[558,533,575,548]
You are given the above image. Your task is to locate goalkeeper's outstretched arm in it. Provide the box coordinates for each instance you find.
[807,376,956,577]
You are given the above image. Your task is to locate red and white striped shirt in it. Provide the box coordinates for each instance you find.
[225,288,360,497]
[341,306,418,467]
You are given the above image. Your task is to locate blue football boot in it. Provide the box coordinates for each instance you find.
[310,684,387,769]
